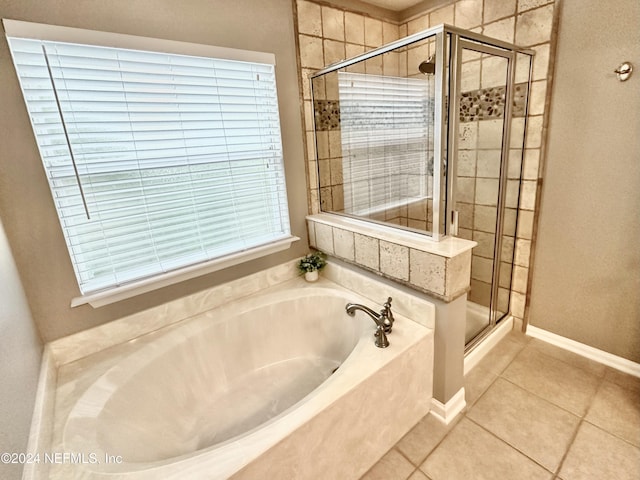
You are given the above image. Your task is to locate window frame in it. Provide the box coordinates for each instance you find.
[3,19,299,308]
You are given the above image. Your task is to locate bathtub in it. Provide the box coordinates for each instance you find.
[44,273,433,480]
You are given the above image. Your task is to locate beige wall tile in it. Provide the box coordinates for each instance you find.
[472,255,494,283]
[408,14,429,35]
[524,115,543,148]
[345,43,365,59]
[528,80,547,115]
[516,209,534,239]
[475,178,499,206]
[478,119,504,149]
[364,54,383,75]
[332,185,344,211]
[446,249,472,295]
[430,4,455,25]
[457,202,474,229]
[461,61,481,94]
[484,0,517,23]
[318,159,331,187]
[354,233,379,270]
[321,6,344,41]
[330,157,343,185]
[514,238,531,266]
[323,39,345,66]
[510,116,526,148]
[476,149,501,178]
[505,179,520,209]
[344,12,365,45]
[456,177,476,203]
[333,228,355,261]
[380,241,409,281]
[297,0,322,36]
[382,22,400,44]
[315,130,329,159]
[383,51,399,76]
[455,0,483,29]
[473,231,496,258]
[328,130,342,158]
[474,205,498,233]
[515,4,554,46]
[457,150,477,176]
[512,265,529,293]
[364,17,383,47]
[483,17,515,44]
[518,0,554,13]
[510,290,526,317]
[459,121,478,149]
[320,186,333,210]
[532,43,550,80]
[520,180,537,210]
[299,34,324,69]
[522,149,540,180]
[315,222,334,253]
[306,131,316,160]
[308,160,318,190]
[481,55,509,89]
[409,249,446,295]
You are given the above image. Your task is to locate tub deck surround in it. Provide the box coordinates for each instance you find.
[307,213,476,302]
[27,261,435,480]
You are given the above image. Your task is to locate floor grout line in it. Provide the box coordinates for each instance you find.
[465,414,557,475]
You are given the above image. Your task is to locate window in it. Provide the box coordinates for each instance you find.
[338,71,434,216]
[4,20,294,305]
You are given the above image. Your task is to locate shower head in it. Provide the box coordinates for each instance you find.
[418,55,436,75]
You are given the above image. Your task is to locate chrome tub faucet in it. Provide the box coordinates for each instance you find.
[345,297,395,348]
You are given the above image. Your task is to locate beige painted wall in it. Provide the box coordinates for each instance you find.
[0,0,308,342]
[528,0,640,362]
[0,217,42,480]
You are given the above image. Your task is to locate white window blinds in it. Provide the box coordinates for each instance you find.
[338,72,433,216]
[6,27,291,295]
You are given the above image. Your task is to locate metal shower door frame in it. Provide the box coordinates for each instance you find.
[445,38,519,347]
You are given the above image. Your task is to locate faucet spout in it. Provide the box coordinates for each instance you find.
[345,298,394,348]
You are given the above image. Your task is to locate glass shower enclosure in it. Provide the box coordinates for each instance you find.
[310,24,534,349]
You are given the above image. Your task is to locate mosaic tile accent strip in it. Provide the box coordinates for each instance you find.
[460,82,528,122]
[314,100,341,131]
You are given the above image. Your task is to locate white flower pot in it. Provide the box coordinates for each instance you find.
[304,270,319,282]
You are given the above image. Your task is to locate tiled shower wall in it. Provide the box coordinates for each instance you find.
[294,0,556,326]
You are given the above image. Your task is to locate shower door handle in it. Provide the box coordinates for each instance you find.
[451,210,459,236]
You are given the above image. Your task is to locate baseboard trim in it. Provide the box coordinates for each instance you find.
[430,388,466,425]
[527,325,640,378]
[464,316,514,375]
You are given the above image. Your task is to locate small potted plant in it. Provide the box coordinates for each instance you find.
[297,251,327,282]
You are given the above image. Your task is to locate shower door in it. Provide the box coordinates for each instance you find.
[448,40,519,346]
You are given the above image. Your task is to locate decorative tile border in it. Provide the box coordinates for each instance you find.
[459,82,529,122]
[313,99,341,130]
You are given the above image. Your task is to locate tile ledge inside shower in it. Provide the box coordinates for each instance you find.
[307,213,476,302]
[307,213,476,258]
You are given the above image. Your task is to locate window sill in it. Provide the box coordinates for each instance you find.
[71,236,300,308]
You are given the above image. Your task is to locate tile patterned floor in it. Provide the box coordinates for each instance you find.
[360,332,640,480]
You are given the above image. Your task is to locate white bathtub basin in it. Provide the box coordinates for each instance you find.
[48,275,434,480]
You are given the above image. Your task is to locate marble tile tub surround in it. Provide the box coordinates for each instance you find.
[296,0,557,330]
[36,273,434,480]
[308,213,476,302]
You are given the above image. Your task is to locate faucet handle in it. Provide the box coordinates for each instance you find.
[381,297,394,333]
